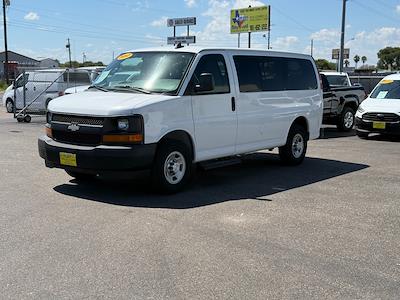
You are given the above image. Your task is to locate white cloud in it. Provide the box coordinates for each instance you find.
[184,0,197,8]
[24,12,39,21]
[150,16,168,27]
[311,28,340,42]
[272,36,299,51]
[396,5,400,14]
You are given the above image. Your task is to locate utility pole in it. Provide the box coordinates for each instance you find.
[310,39,314,57]
[82,52,86,64]
[339,0,347,73]
[2,0,10,84]
[248,5,251,49]
[66,38,72,68]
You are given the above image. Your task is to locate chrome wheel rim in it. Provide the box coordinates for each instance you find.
[292,133,304,159]
[6,101,13,112]
[164,151,186,185]
[344,111,354,129]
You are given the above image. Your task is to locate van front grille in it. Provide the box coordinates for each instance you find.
[52,130,101,146]
[52,114,104,126]
[362,113,400,123]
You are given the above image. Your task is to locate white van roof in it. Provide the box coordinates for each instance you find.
[124,46,314,60]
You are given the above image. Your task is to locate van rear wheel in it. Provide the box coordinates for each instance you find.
[279,124,308,165]
[151,141,192,194]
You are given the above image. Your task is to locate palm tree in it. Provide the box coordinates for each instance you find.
[354,55,360,69]
[344,59,350,68]
[361,56,367,66]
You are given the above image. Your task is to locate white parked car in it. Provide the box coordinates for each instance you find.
[355,74,400,138]
[320,71,352,87]
[2,69,92,113]
[38,47,323,193]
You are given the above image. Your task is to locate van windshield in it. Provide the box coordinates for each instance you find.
[93,52,194,94]
[370,80,400,100]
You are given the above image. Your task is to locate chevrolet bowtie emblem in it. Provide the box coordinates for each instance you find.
[67,122,80,132]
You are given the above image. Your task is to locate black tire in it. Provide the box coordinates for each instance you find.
[151,141,192,194]
[5,99,13,113]
[279,124,308,165]
[356,131,369,139]
[337,106,355,132]
[65,170,96,181]
[45,98,52,110]
[16,116,24,123]
[24,115,31,123]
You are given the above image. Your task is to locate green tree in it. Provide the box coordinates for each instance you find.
[377,47,400,70]
[315,59,336,70]
[353,55,360,69]
[344,59,350,67]
[361,56,367,66]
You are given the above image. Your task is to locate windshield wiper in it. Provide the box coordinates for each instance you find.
[112,85,152,94]
[88,85,109,92]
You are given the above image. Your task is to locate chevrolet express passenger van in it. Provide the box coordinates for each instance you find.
[38,47,323,193]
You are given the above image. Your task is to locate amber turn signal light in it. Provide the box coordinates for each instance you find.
[45,126,53,138]
[102,134,143,143]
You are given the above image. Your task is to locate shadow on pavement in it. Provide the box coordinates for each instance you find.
[53,153,369,209]
[320,127,356,139]
[366,134,400,143]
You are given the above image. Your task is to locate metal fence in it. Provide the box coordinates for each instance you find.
[349,75,386,94]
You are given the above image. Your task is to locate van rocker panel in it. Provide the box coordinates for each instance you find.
[38,136,157,172]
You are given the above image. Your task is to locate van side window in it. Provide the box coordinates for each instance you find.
[233,56,263,92]
[286,58,318,90]
[234,56,318,92]
[190,54,230,95]
[63,72,91,84]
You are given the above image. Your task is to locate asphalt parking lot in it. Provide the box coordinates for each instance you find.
[0,108,399,299]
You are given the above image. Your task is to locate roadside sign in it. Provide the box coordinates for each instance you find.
[230,6,270,34]
[167,17,196,27]
[167,36,196,45]
[332,48,350,60]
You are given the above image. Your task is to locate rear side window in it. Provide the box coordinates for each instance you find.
[234,55,318,92]
[325,75,349,87]
[190,54,230,94]
[63,72,91,84]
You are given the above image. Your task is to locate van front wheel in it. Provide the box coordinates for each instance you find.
[152,142,192,193]
[279,124,308,165]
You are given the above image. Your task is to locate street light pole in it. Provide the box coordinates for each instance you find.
[2,0,10,84]
[339,0,347,73]
[66,38,72,68]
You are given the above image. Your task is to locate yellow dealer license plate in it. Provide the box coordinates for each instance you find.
[373,121,386,129]
[59,152,77,167]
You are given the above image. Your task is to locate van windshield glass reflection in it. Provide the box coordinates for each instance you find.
[93,52,194,94]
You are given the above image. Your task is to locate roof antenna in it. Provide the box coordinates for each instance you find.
[175,42,184,49]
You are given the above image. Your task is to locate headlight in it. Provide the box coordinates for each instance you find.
[46,112,52,124]
[117,119,129,131]
[357,106,365,113]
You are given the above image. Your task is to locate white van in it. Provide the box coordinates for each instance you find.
[2,69,91,113]
[38,47,323,193]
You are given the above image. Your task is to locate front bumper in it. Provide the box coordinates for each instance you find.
[355,117,400,135]
[38,135,157,173]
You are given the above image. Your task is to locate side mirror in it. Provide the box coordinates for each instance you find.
[195,73,214,93]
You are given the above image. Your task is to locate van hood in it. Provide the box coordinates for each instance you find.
[48,90,177,116]
[361,98,400,113]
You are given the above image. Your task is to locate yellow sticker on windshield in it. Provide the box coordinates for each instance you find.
[117,52,133,60]
[381,79,394,84]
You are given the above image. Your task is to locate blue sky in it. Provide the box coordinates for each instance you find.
[5,0,400,65]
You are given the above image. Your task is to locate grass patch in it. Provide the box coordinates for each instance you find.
[0,81,9,92]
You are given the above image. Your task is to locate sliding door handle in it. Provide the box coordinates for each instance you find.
[231,96,236,112]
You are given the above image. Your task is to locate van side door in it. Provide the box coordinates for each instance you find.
[187,53,238,161]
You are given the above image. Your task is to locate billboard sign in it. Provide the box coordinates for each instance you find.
[167,17,196,27]
[167,36,196,45]
[230,6,270,34]
[332,48,350,60]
